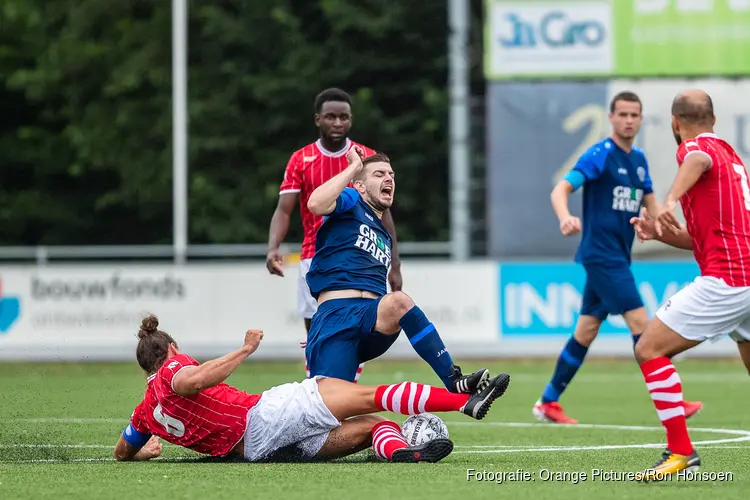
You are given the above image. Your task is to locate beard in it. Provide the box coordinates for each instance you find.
[672,130,682,145]
[365,187,391,213]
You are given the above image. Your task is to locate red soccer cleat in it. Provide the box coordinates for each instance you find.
[684,400,704,419]
[533,400,578,424]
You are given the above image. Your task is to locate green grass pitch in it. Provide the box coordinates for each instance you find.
[1,358,748,499]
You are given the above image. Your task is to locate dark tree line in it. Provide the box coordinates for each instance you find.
[0,0,486,247]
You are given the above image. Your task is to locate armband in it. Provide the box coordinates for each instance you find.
[564,170,586,191]
[122,423,151,448]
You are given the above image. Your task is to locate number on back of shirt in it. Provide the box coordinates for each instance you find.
[733,163,750,211]
[153,404,185,437]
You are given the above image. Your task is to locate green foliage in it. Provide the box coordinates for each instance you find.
[0,0,453,245]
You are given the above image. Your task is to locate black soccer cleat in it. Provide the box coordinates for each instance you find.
[391,438,454,463]
[450,365,491,394]
[460,373,511,420]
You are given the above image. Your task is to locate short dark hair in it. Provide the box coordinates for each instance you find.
[610,91,642,114]
[315,88,352,112]
[671,93,714,126]
[354,152,391,181]
[136,314,177,374]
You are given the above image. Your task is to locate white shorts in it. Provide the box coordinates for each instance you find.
[656,275,750,343]
[242,377,340,462]
[298,258,318,319]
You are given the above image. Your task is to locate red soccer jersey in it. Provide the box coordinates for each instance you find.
[129,354,261,457]
[279,138,376,259]
[676,133,750,286]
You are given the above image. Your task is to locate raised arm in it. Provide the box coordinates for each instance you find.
[171,330,264,397]
[307,146,364,215]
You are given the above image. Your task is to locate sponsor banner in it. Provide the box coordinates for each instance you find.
[485,0,750,79]
[499,261,699,335]
[497,260,742,356]
[486,78,750,258]
[0,262,499,361]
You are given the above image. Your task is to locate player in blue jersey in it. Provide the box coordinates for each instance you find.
[532,91,703,424]
[305,146,510,399]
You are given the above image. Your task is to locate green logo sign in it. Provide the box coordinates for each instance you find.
[484,0,750,79]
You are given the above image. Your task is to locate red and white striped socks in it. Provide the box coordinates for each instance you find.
[375,381,470,415]
[641,357,693,456]
[372,421,409,460]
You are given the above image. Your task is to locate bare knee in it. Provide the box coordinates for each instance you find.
[573,315,602,347]
[634,335,659,364]
[387,291,415,318]
[624,307,649,334]
[376,291,415,335]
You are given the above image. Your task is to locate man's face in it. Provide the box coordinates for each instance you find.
[315,101,352,144]
[356,161,395,212]
[609,100,642,141]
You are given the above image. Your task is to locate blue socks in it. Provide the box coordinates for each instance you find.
[541,336,589,403]
[399,305,455,389]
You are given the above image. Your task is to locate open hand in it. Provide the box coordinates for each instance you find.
[654,201,683,237]
[629,207,657,242]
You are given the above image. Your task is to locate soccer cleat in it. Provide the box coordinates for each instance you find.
[532,400,578,424]
[685,400,704,419]
[450,365,491,394]
[391,438,454,463]
[635,449,701,482]
[460,373,511,420]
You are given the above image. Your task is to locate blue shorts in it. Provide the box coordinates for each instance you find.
[580,263,643,320]
[305,297,400,381]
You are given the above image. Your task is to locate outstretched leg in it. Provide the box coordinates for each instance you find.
[316,374,510,423]
[374,291,489,393]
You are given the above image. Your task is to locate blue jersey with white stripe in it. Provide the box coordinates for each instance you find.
[571,138,653,265]
[306,188,392,298]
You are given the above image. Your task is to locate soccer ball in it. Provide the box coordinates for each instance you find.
[400,413,449,446]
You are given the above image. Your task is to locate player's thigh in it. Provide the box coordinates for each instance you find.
[375,291,415,334]
[305,303,362,381]
[312,415,386,460]
[639,276,750,359]
[357,296,400,362]
[242,378,342,462]
[316,377,379,421]
[298,259,318,319]
[586,263,644,325]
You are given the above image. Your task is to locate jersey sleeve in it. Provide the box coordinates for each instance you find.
[572,145,607,181]
[129,402,150,434]
[329,187,360,216]
[123,402,152,448]
[157,354,199,394]
[677,140,714,169]
[642,157,654,195]
[279,151,303,194]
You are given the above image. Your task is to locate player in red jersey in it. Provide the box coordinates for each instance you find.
[266,88,402,380]
[629,90,750,480]
[114,315,509,464]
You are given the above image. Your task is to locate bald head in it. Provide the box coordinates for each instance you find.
[671,90,714,126]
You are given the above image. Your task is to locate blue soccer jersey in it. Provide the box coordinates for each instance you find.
[569,138,653,265]
[306,187,392,298]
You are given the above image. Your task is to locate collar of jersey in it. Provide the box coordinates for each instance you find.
[315,138,351,157]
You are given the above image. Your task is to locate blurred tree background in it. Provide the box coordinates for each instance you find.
[0,0,485,246]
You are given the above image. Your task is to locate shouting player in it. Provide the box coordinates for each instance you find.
[533,91,702,424]
[629,90,750,479]
[266,88,403,380]
[114,315,509,464]
[303,146,501,395]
